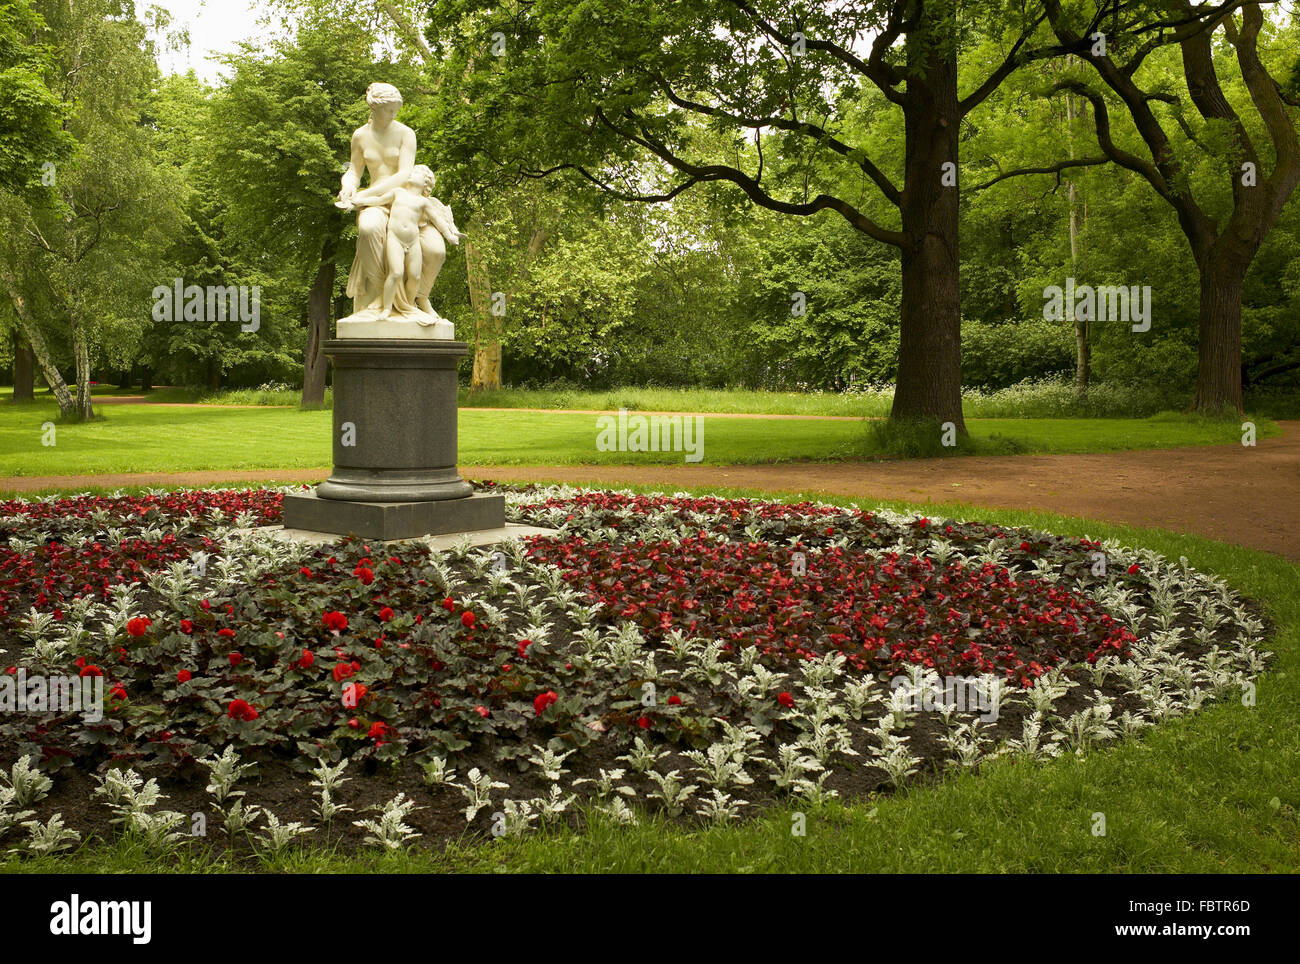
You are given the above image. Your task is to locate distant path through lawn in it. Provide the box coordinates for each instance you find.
[2,422,1295,560]
[89,396,291,409]
[92,396,862,419]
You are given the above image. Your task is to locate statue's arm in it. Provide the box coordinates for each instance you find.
[350,183,399,207]
[350,188,398,208]
[335,130,365,208]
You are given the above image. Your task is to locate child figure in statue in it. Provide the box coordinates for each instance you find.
[348,164,463,322]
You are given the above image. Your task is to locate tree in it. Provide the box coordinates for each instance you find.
[1061,60,1092,389]
[1036,1,1300,413]
[145,72,302,392]
[461,186,558,391]
[0,0,178,421]
[365,0,560,392]
[0,0,67,192]
[206,6,421,406]
[421,1,1115,429]
[0,0,72,405]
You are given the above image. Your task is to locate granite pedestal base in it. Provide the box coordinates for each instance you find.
[282,336,503,540]
[282,490,504,541]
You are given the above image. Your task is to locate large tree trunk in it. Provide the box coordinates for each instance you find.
[72,326,94,421]
[466,228,500,392]
[1192,255,1246,415]
[7,301,74,416]
[0,265,75,414]
[12,331,34,403]
[466,226,547,392]
[303,237,336,408]
[890,39,965,432]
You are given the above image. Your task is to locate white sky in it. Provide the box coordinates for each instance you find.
[151,0,267,82]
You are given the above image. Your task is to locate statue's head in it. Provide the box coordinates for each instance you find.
[366,82,403,126]
[409,165,435,195]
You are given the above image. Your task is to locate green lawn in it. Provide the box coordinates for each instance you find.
[3,488,1296,873]
[461,385,887,416]
[9,379,1296,419]
[0,399,1276,478]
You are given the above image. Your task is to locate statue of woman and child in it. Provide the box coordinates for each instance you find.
[334,82,464,338]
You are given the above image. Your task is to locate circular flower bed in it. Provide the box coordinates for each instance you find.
[0,485,1271,856]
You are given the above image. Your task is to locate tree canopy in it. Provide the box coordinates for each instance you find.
[0,0,1296,420]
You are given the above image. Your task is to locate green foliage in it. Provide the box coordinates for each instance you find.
[0,0,1295,415]
[198,383,330,409]
[205,12,416,272]
[960,378,1178,418]
[0,0,181,411]
[739,211,901,389]
[0,0,69,193]
[145,73,298,389]
[961,320,1074,390]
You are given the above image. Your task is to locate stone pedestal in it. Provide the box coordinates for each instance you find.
[336,313,455,341]
[282,338,504,539]
[281,490,505,541]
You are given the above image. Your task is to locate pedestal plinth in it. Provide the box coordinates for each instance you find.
[281,337,504,540]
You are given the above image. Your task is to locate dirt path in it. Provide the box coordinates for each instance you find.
[90,396,290,409]
[464,407,865,420]
[2,424,1295,560]
[91,396,860,419]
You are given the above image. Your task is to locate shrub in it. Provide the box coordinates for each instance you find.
[960,377,1183,418]
[961,319,1074,390]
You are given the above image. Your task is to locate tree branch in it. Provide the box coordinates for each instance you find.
[1227,4,1300,175]
[722,0,906,106]
[970,155,1111,192]
[593,108,906,246]
[1043,0,1216,246]
[960,13,1051,115]
[648,73,901,205]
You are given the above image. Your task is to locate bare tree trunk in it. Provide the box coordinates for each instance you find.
[302,237,336,408]
[891,40,965,432]
[467,226,547,392]
[466,227,500,392]
[1066,192,1091,386]
[72,326,94,420]
[1065,76,1090,391]
[12,331,34,403]
[4,291,74,415]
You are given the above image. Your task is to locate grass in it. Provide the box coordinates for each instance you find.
[864,417,1029,458]
[2,484,1296,873]
[460,380,1221,420]
[459,385,883,416]
[0,398,1277,478]
[7,378,1293,419]
[0,385,199,403]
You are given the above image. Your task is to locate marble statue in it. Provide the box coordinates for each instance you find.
[335,83,465,338]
